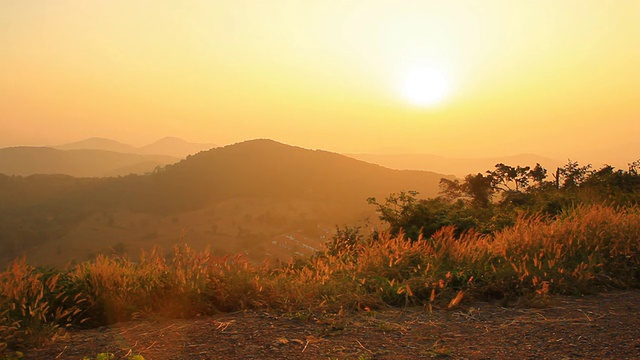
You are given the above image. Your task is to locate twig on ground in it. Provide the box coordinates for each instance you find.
[144,340,157,351]
[356,339,373,354]
[55,346,67,359]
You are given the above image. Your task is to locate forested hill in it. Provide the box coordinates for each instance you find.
[1,139,451,213]
[121,139,451,212]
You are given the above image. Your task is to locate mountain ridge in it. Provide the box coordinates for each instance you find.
[52,137,216,158]
[345,152,564,178]
[0,146,178,177]
[54,137,139,154]
[121,139,451,212]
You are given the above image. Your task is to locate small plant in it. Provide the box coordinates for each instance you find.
[0,351,24,360]
[425,341,452,358]
[82,353,145,360]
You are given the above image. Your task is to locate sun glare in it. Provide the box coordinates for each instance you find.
[400,67,451,107]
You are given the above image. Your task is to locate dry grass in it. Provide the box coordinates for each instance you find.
[0,259,84,351]
[1,204,639,351]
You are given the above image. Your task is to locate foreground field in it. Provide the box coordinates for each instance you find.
[23,290,640,359]
[2,204,639,356]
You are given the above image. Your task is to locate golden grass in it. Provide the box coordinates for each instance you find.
[1,204,639,350]
[0,259,84,351]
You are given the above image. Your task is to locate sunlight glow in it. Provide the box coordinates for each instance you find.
[400,67,451,107]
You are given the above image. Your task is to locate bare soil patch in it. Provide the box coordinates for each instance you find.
[24,290,640,359]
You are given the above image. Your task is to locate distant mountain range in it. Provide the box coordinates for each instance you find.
[345,142,640,177]
[0,147,178,177]
[138,137,217,158]
[0,137,217,177]
[53,136,217,158]
[345,153,565,178]
[54,137,140,154]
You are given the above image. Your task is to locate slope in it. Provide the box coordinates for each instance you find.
[121,139,450,212]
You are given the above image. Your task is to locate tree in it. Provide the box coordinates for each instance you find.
[439,178,463,201]
[629,160,640,175]
[487,163,548,193]
[368,192,484,241]
[556,160,592,188]
[367,191,420,237]
[462,173,494,208]
[439,174,493,208]
[529,163,548,187]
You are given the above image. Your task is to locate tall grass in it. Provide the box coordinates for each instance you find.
[1,204,639,350]
[0,259,85,351]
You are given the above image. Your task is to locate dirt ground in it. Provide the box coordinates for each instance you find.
[23,290,640,359]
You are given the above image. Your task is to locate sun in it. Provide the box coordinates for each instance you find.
[400,67,451,107]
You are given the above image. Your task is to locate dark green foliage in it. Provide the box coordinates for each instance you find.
[368,192,490,241]
[440,173,493,208]
[369,160,640,241]
[463,173,494,208]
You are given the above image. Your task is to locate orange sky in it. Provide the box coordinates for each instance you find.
[1,1,639,162]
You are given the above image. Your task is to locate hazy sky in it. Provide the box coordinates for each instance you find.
[1,1,639,160]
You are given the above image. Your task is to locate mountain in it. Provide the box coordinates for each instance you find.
[54,137,140,154]
[139,137,216,158]
[119,139,451,212]
[0,147,178,177]
[344,153,563,178]
[0,139,452,266]
[54,137,217,158]
[576,142,640,170]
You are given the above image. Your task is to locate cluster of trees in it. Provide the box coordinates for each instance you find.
[364,160,640,242]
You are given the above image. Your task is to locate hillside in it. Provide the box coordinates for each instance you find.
[0,147,178,177]
[0,139,452,267]
[126,139,450,211]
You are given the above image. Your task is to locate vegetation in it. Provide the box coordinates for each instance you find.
[82,353,145,360]
[367,160,640,241]
[1,160,639,352]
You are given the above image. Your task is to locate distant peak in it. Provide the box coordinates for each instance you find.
[140,137,216,158]
[225,139,298,150]
[149,137,188,144]
[236,138,283,145]
[54,137,138,153]
[85,137,116,141]
[67,137,126,145]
